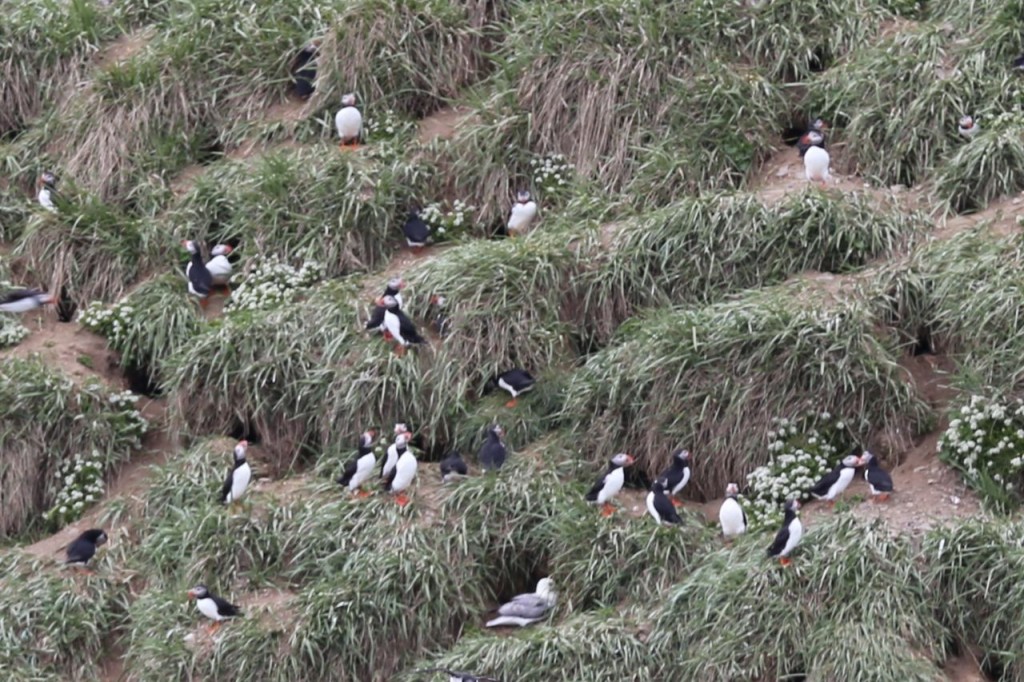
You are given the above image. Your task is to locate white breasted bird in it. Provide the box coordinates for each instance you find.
[861,450,894,503]
[507,190,538,237]
[766,499,803,567]
[585,453,635,517]
[809,453,862,507]
[337,429,378,497]
[0,289,55,313]
[646,478,682,526]
[803,130,831,186]
[718,482,747,539]
[335,93,363,149]
[188,584,242,634]
[219,440,252,509]
[958,115,980,139]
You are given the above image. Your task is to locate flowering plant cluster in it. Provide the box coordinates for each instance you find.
[227,257,324,313]
[0,315,29,347]
[363,108,412,141]
[46,450,105,529]
[419,200,475,243]
[530,153,573,198]
[101,387,149,447]
[743,411,850,528]
[938,394,1024,510]
[78,299,136,345]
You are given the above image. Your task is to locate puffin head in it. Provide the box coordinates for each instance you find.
[429,294,447,307]
[40,171,57,188]
[611,453,635,468]
[959,115,974,129]
[181,239,197,254]
[841,453,861,468]
[516,190,531,203]
[395,433,408,448]
[387,277,405,292]
[233,440,248,461]
[37,292,57,306]
[811,118,828,132]
[211,244,233,257]
[362,428,377,441]
[674,449,691,464]
[860,450,875,466]
[341,93,357,107]
[784,499,801,513]
[187,584,210,600]
[490,424,505,439]
[725,482,740,497]
[380,294,399,310]
[651,478,667,493]
[805,130,825,146]
[82,528,108,546]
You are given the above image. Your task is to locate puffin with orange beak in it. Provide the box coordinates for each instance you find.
[187,585,242,634]
[585,453,635,516]
[379,294,425,356]
[365,277,405,336]
[0,289,55,313]
[338,429,378,497]
[182,239,213,309]
[767,499,803,567]
[655,449,692,507]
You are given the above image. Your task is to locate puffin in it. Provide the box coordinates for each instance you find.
[187,584,242,634]
[403,210,431,251]
[416,668,499,682]
[766,499,803,566]
[290,39,320,100]
[506,190,538,237]
[37,171,58,213]
[383,436,418,506]
[64,528,108,571]
[219,440,252,509]
[206,244,234,294]
[646,478,682,526]
[803,131,831,186]
[655,449,692,507]
[958,115,980,139]
[585,453,635,516]
[0,289,55,313]
[485,578,556,628]
[477,424,507,472]
[796,118,828,156]
[381,432,409,481]
[861,450,894,502]
[182,240,213,307]
[809,452,862,506]
[335,93,362,150]
[490,369,536,408]
[337,429,378,497]
[439,450,468,483]
[380,295,425,356]
[428,294,450,337]
[364,277,405,335]
[719,482,747,539]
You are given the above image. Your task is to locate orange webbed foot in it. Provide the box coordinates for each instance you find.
[395,492,410,507]
[779,557,792,567]
[505,399,518,408]
[600,503,615,517]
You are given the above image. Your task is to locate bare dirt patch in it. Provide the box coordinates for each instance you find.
[93,28,153,70]
[0,314,121,387]
[418,106,475,144]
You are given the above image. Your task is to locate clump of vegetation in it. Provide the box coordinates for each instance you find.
[937,105,1024,212]
[0,314,30,347]
[45,450,106,529]
[228,257,324,313]
[418,199,477,243]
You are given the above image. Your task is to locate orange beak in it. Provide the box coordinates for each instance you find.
[430,295,439,305]
[224,245,234,254]
[187,590,197,600]
[624,455,635,466]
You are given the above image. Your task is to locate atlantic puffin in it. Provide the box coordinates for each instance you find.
[206,244,234,294]
[958,115,980,139]
[646,478,682,526]
[182,240,213,308]
[485,578,556,628]
[796,118,828,157]
[809,453,861,506]
[219,440,252,509]
[65,528,108,572]
[383,436,418,506]
[860,450,894,502]
[403,210,431,251]
[477,424,507,472]
[0,289,55,313]
[585,453,635,516]
[507,190,538,237]
[416,668,499,682]
[766,499,803,566]
[365,277,406,335]
[439,450,468,483]
[379,295,425,356]
[37,171,58,213]
[655,449,691,507]
[490,369,536,408]
[187,584,242,634]
[803,131,831,186]
[719,482,747,539]
[381,432,409,481]
[335,93,362,150]
[428,294,450,338]
[337,429,378,497]
[289,39,320,100]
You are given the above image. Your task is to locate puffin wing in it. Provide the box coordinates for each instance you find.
[498,594,551,619]
[219,467,235,503]
[0,289,42,305]
[867,466,894,492]
[188,253,213,295]
[337,457,359,486]
[809,465,841,497]
[404,215,431,244]
[767,524,791,557]
[365,304,386,331]
[584,472,607,502]
[211,594,242,617]
[396,310,425,344]
[653,491,681,524]
[65,537,95,564]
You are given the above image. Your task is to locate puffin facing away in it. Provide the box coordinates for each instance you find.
[507,190,538,237]
[803,131,831,186]
[65,528,108,571]
[477,425,507,472]
[766,499,803,566]
[219,440,252,508]
[335,93,362,149]
[188,584,242,634]
[182,240,213,307]
[719,483,747,539]
[655,449,692,507]
[809,453,861,506]
[0,289,55,313]
[491,369,536,408]
[646,478,682,526]
[439,450,468,483]
[37,171,58,212]
[585,453,635,516]
[485,578,556,628]
[206,244,234,293]
[861,450,894,502]
[338,429,378,497]
[380,295,425,356]
[403,210,431,251]
[416,668,499,682]
[384,438,418,506]
[958,115,980,139]
[796,118,828,156]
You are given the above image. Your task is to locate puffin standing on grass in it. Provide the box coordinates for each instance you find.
[809,452,862,507]
[37,171,58,213]
[766,499,803,567]
[958,115,980,139]
[205,244,234,295]
[182,240,213,308]
[439,450,468,483]
[485,578,557,628]
[380,295,425,356]
[477,425,507,472]
[403,210,431,252]
[655,449,692,507]
[381,432,409,482]
[337,429,378,497]
[219,440,252,510]
[506,190,538,237]
[0,289,55,313]
[719,483,747,539]
[383,437,418,506]
[646,478,682,526]
[187,585,242,634]
[490,369,536,408]
[861,450,894,502]
[64,529,108,572]
[335,93,363,150]
[585,453,635,517]
[365,277,406,335]
[803,131,831,186]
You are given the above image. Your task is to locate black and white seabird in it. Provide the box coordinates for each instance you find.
[809,453,861,506]
[485,578,556,628]
[206,244,234,294]
[718,482,747,539]
[289,39,320,100]
[37,171,58,213]
[381,432,408,481]
[766,499,803,566]
[506,190,538,237]
[219,440,252,508]
[403,210,431,250]
[182,240,213,308]
[1014,53,1024,71]
[861,450,894,503]
[383,437,418,506]
[338,429,378,497]
[187,584,242,634]
[379,295,425,356]
[365,278,406,334]
[439,450,468,483]
[335,93,362,150]
[585,453,635,516]
[416,668,500,682]
[0,289,55,313]
[477,425,507,472]
[490,369,536,408]
[65,528,108,571]
[646,478,682,526]
[796,118,828,156]
[958,115,980,139]
[655,449,691,507]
